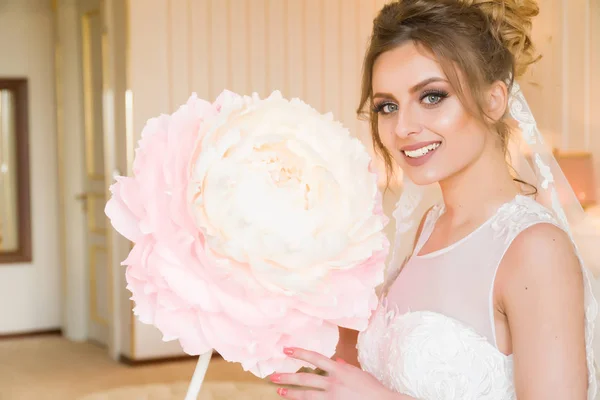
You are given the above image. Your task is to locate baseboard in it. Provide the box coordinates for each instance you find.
[119,351,222,366]
[0,328,61,340]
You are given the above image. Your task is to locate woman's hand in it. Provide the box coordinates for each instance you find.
[269,347,405,400]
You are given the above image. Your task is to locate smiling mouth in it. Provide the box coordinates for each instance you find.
[402,142,441,158]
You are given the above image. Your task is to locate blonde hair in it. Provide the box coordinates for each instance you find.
[460,0,540,77]
[358,0,540,185]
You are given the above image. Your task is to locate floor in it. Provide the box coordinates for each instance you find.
[0,334,270,400]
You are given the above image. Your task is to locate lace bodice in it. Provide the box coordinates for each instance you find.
[357,195,598,399]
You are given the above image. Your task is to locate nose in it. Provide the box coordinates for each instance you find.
[393,107,422,138]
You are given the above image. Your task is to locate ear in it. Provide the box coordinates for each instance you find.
[486,80,508,122]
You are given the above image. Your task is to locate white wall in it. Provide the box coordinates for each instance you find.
[0,0,60,334]
[124,0,600,359]
[125,0,390,360]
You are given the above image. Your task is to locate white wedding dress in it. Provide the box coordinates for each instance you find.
[357,195,598,400]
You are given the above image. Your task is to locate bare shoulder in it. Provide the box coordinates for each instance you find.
[495,222,588,398]
[495,221,585,341]
[495,222,585,325]
[498,222,582,290]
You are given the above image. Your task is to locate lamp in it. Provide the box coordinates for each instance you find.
[553,150,598,209]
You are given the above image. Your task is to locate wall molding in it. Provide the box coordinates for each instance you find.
[121,0,600,360]
[0,329,61,340]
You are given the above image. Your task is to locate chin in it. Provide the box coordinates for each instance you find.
[402,170,446,186]
[399,159,452,186]
[398,150,468,187]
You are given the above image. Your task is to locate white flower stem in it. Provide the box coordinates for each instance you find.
[184,350,213,400]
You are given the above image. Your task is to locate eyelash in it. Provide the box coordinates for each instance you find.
[420,89,449,106]
[372,89,450,115]
[371,102,397,114]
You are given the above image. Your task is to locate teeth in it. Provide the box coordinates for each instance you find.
[403,142,440,158]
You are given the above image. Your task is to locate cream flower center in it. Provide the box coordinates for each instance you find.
[186,93,386,293]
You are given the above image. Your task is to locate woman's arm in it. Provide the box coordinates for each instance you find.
[335,327,360,367]
[497,223,588,399]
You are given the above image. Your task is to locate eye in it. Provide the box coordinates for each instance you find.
[423,94,442,105]
[381,103,398,114]
[420,90,449,106]
[373,102,398,115]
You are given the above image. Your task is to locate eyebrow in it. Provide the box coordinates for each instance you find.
[372,77,447,100]
[410,77,447,93]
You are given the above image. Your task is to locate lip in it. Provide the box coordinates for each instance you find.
[400,141,442,167]
[400,141,442,152]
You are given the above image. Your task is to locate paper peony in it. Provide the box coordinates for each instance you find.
[105,90,389,381]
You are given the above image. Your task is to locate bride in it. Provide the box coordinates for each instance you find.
[268,0,598,399]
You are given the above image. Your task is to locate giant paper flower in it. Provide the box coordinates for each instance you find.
[105,90,389,378]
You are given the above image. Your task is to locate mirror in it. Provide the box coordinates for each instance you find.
[0,79,31,263]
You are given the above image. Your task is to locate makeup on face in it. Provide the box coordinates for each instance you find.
[370,42,487,185]
[399,141,442,167]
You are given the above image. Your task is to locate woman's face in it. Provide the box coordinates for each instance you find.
[372,42,491,186]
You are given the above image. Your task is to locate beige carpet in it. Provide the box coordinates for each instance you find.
[79,381,280,400]
[0,335,274,400]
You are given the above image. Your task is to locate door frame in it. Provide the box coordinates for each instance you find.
[52,0,130,360]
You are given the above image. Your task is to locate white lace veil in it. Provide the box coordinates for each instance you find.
[386,81,600,280]
[384,81,599,396]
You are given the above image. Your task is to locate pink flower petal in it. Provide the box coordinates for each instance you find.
[107,89,390,378]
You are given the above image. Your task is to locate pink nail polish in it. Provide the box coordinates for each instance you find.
[270,374,281,382]
[336,357,347,364]
[283,347,294,355]
[277,387,288,396]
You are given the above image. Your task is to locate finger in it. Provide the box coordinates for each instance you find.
[283,347,338,373]
[276,387,328,400]
[270,372,331,390]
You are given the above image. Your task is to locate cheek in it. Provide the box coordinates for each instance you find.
[411,105,485,185]
[427,100,471,136]
[437,111,485,159]
[377,118,396,149]
[428,101,487,160]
